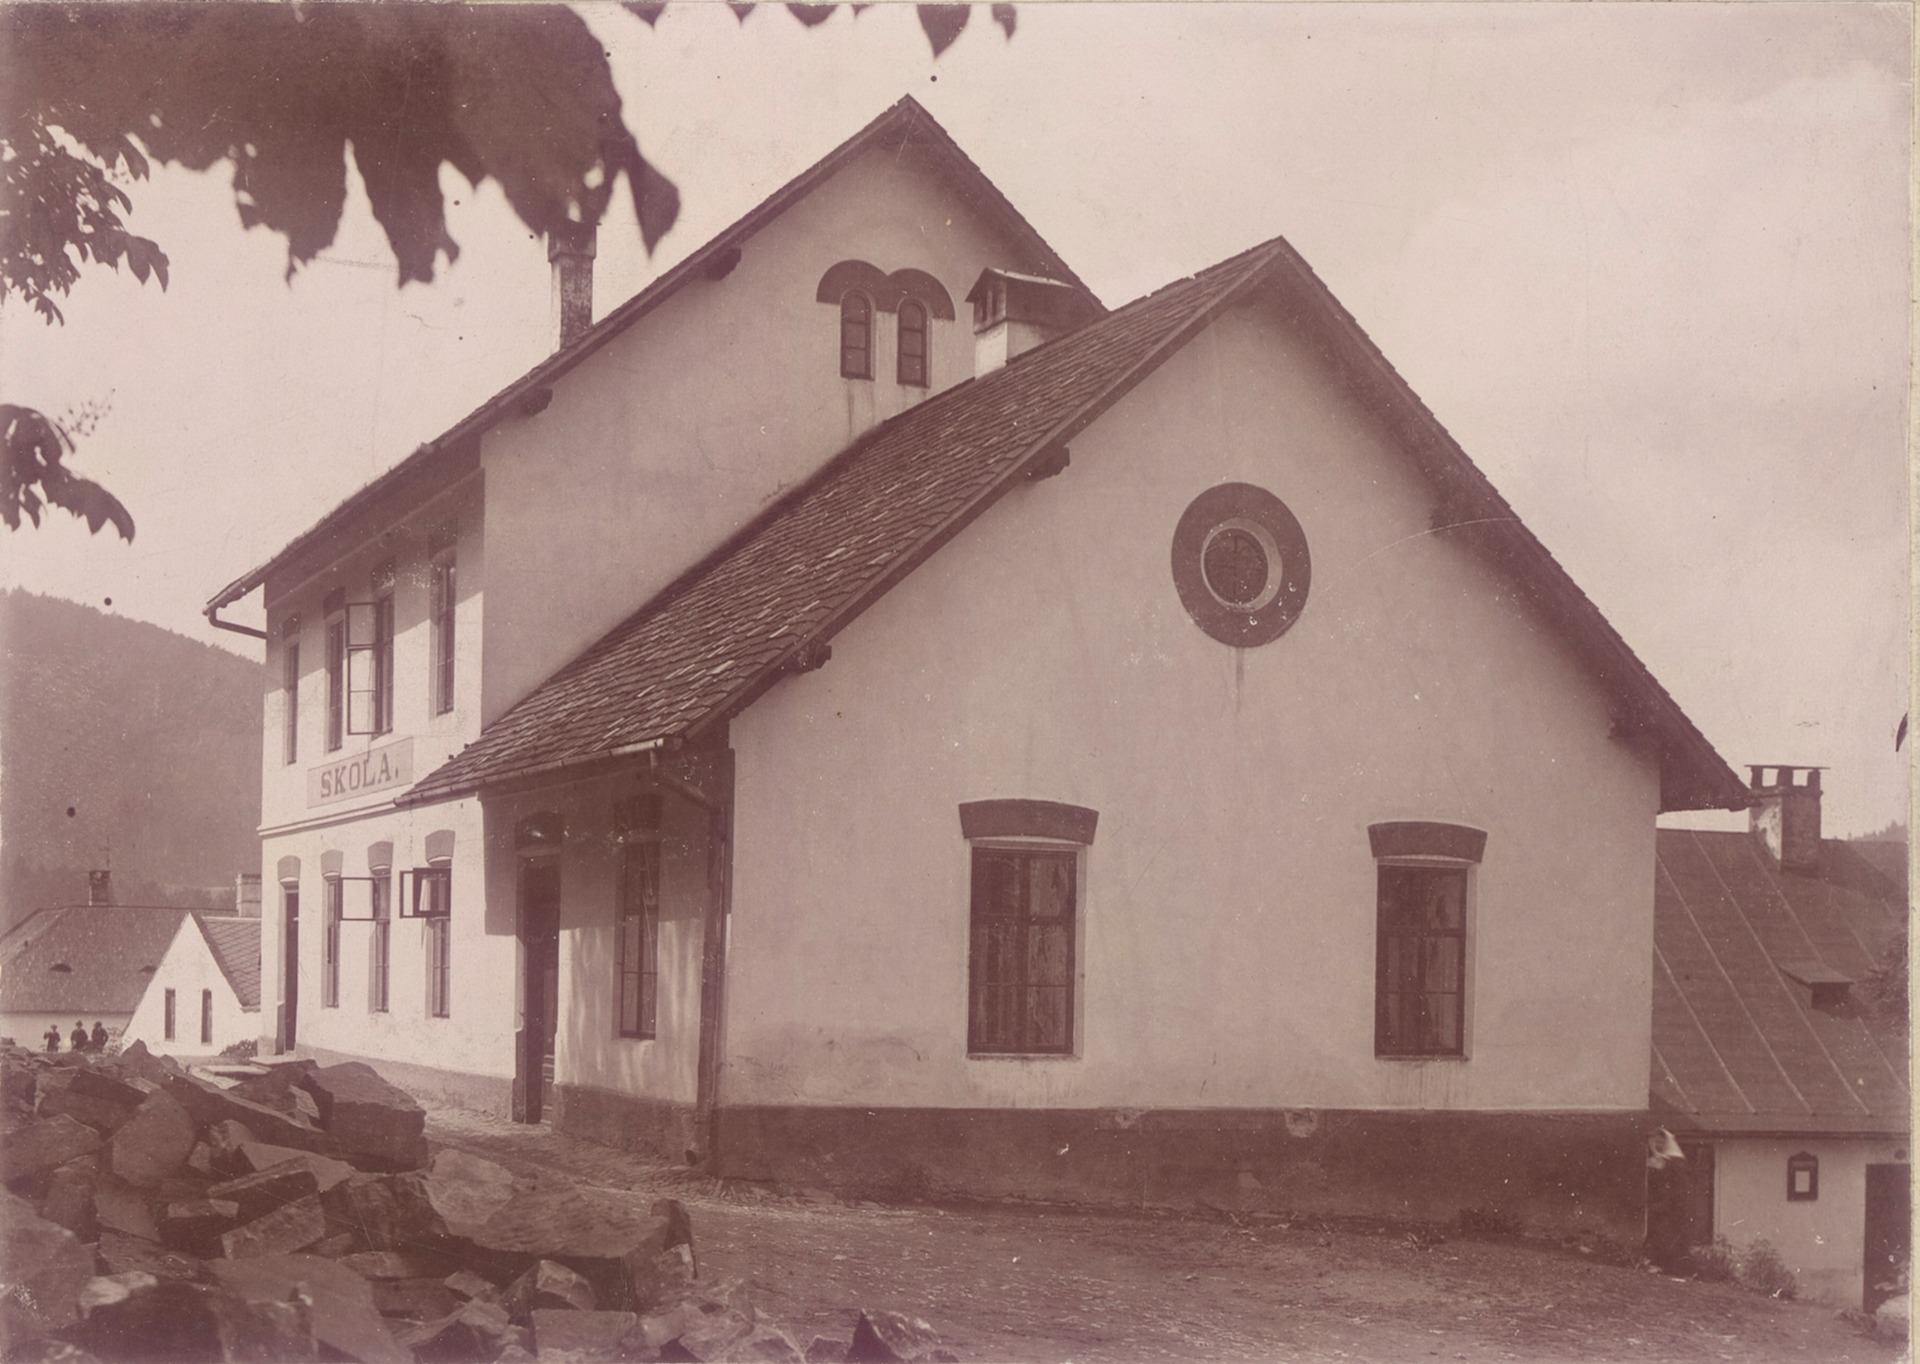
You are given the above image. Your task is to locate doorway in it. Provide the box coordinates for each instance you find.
[1863,1163,1909,1312]
[517,860,561,1124]
[280,887,300,1053]
[1646,1141,1714,1270]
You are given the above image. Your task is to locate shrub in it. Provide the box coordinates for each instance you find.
[1737,1239,1798,1300]
[1685,1236,1739,1283]
[218,1038,258,1059]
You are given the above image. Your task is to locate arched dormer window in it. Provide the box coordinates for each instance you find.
[839,293,873,379]
[898,300,929,387]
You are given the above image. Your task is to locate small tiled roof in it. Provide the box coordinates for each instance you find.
[195,914,262,1010]
[204,96,1099,618]
[0,906,190,1016]
[1651,829,1909,1136]
[407,231,1747,812]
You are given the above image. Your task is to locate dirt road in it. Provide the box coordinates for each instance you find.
[427,1107,1902,1363]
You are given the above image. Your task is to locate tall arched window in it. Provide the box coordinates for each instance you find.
[897,299,929,387]
[839,292,873,379]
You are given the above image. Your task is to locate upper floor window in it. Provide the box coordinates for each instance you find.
[959,800,1098,1057]
[325,591,346,752]
[897,300,929,387]
[347,561,396,736]
[1368,822,1485,1059]
[839,292,873,379]
[281,618,300,765]
[429,529,457,716]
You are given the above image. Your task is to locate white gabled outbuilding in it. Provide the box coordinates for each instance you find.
[125,913,261,1057]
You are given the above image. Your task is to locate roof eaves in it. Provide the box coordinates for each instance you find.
[206,95,1099,615]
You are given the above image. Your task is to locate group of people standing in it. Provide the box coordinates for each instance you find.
[44,1019,110,1053]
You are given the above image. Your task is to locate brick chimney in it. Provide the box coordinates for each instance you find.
[548,222,597,350]
[1748,764,1824,874]
[87,869,111,906]
[966,268,1096,376]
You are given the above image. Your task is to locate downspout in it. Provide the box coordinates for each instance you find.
[205,602,267,641]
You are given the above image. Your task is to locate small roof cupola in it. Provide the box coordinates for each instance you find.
[967,268,1097,376]
[1747,764,1823,874]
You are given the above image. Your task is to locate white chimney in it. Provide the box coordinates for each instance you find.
[966,268,1096,376]
[548,222,597,351]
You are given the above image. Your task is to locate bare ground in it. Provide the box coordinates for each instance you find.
[425,1106,1905,1364]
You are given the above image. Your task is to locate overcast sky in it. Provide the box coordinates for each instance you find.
[2,2,1909,835]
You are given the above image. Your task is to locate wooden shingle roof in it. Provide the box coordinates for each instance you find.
[0,906,191,1017]
[406,233,1748,813]
[1652,829,1909,1136]
[195,914,262,1010]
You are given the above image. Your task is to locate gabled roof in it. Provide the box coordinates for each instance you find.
[0,906,192,1017]
[406,235,1747,812]
[204,96,1098,617]
[1651,829,1909,1136]
[195,914,262,1010]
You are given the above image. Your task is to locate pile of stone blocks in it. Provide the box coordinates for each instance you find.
[0,1043,956,1363]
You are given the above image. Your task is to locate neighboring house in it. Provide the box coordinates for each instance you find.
[1649,766,1910,1309]
[123,913,263,1057]
[205,96,1751,1241]
[0,894,192,1047]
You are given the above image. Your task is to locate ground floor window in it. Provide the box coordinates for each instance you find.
[200,988,213,1045]
[322,876,342,1008]
[417,865,452,1018]
[1375,864,1467,1056]
[368,871,391,1012]
[968,846,1077,1054]
[163,988,176,1040]
[617,841,660,1039]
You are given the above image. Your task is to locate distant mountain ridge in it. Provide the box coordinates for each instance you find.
[0,590,260,926]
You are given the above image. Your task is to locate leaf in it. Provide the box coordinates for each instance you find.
[916,4,969,56]
[991,3,1016,38]
[786,3,835,26]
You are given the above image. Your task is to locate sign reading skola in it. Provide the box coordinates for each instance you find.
[309,738,414,807]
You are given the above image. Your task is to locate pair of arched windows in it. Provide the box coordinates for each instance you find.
[839,293,930,387]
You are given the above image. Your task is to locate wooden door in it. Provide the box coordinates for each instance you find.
[1863,1163,1909,1312]
[280,888,300,1052]
[518,861,561,1124]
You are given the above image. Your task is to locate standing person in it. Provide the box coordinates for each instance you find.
[43,1024,60,1052]
[69,1020,88,1052]
[89,1021,109,1052]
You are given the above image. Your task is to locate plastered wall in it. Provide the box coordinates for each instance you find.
[1714,1136,1909,1306]
[123,922,256,1056]
[724,295,1662,1114]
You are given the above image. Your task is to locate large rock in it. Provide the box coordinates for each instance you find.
[97,1229,206,1283]
[2,1113,102,1188]
[75,1269,322,1362]
[159,1196,241,1258]
[209,1164,320,1222]
[161,1071,341,1159]
[336,1250,459,1281]
[91,1177,160,1240]
[67,1068,151,1110]
[209,1253,411,1364]
[321,1173,437,1253]
[37,1075,140,1135]
[845,1311,956,1363]
[108,1091,197,1188]
[397,1297,516,1363]
[502,1258,596,1320]
[220,1194,327,1259]
[409,1153,692,1312]
[114,1040,183,1086]
[237,1141,353,1193]
[370,1276,462,1323]
[528,1307,637,1359]
[297,1064,427,1171]
[0,1192,96,1341]
[40,1159,100,1241]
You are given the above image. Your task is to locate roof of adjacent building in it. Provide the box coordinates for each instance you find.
[0,906,193,1017]
[194,913,262,1010]
[404,230,1749,813]
[1651,829,1910,1136]
[204,95,1098,618]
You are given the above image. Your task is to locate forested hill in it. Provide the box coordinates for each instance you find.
[0,590,261,927]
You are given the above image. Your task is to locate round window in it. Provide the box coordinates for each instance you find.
[1171,483,1310,647]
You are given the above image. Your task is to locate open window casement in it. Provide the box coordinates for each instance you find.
[399,866,453,918]
[344,599,392,735]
